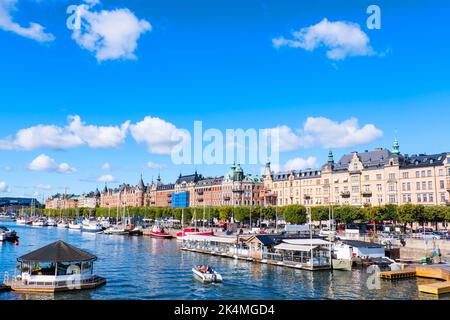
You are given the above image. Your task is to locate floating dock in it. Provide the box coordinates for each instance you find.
[380,264,450,296]
[379,269,416,280]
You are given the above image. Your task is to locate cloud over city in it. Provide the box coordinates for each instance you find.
[27,154,77,174]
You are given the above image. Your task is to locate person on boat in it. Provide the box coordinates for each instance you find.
[200,265,207,273]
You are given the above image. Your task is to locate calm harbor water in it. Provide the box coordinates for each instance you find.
[0,221,447,300]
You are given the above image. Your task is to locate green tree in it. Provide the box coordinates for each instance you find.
[283,205,307,225]
[311,206,329,226]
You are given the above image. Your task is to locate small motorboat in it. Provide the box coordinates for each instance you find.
[192,265,223,283]
[82,219,103,233]
[103,224,129,235]
[0,226,18,242]
[144,225,172,238]
[32,218,48,227]
[68,221,82,230]
[0,213,14,221]
[16,217,32,225]
[176,228,214,241]
[57,220,69,228]
[47,217,57,227]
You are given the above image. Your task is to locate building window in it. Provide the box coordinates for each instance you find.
[440,180,445,189]
[376,174,382,180]
[428,181,433,190]
[439,169,444,176]
[352,186,360,193]
[427,170,432,177]
[416,181,421,190]
[417,194,421,202]
[388,183,396,192]
[402,172,409,179]
[423,194,428,203]
[416,171,420,178]
[389,173,396,180]
[388,195,396,204]
[407,182,411,191]
[421,170,426,177]
[441,193,446,202]
[377,184,382,192]
[422,181,427,190]
[429,193,434,203]
[402,183,406,191]
[364,175,370,181]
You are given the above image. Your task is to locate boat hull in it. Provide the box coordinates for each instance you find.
[146,231,173,239]
[332,259,353,271]
[192,268,222,283]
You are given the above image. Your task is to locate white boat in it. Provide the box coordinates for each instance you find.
[99,217,111,229]
[192,266,223,283]
[32,218,47,227]
[47,217,57,227]
[68,221,82,230]
[0,226,17,241]
[0,213,14,221]
[103,224,128,235]
[82,219,103,233]
[16,217,32,225]
[57,221,69,228]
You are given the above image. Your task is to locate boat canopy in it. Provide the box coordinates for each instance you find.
[282,239,331,246]
[274,243,318,252]
[18,240,97,263]
[182,234,237,244]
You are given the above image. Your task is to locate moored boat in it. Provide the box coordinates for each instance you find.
[144,225,172,238]
[176,228,214,241]
[16,217,32,225]
[68,221,82,230]
[57,220,69,228]
[32,218,47,227]
[192,265,223,283]
[81,219,103,233]
[47,217,57,227]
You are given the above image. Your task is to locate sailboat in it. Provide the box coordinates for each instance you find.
[16,207,31,225]
[176,207,213,241]
[104,196,128,235]
[68,208,82,230]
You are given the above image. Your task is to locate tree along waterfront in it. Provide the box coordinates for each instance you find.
[20,204,450,229]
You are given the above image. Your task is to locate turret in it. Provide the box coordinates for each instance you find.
[392,137,400,155]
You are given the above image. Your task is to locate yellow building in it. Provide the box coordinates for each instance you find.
[262,140,450,208]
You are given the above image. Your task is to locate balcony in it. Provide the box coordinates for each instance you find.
[167,194,172,198]
[223,196,231,201]
[303,194,311,200]
[349,170,361,175]
[196,190,204,195]
[340,191,351,198]
[361,190,372,197]
[198,198,204,202]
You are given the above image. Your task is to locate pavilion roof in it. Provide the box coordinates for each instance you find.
[18,240,97,263]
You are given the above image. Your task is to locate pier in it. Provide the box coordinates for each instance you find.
[380,264,450,296]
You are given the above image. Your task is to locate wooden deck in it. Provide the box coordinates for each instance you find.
[418,281,450,295]
[379,269,416,280]
[4,276,106,293]
[380,264,450,296]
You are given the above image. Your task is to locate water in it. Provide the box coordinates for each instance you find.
[0,222,447,300]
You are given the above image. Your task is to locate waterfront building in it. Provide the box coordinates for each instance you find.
[0,197,41,211]
[262,140,450,208]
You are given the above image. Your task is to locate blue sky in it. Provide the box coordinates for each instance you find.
[0,0,449,199]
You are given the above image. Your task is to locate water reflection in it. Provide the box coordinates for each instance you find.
[1,222,448,300]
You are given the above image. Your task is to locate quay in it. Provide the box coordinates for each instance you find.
[380,264,450,296]
[181,234,332,271]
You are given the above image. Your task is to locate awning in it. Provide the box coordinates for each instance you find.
[283,239,331,246]
[18,240,97,263]
[274,243,318,252]
[182,234,237,244]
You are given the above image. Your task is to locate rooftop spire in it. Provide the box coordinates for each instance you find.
[392,136,400,155]
[328,150,334,163]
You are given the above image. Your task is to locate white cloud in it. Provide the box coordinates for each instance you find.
[0,0,54,42]
[67,115,130,148]
[0,115,129,151]
[130,117,189,155]
[264,125,302,152]
[265,117,382,152]
[0,181,9,192]
[273,18,374,60]
[299,117,383,148]
[101,162,111,171]
[3,165,12,172]
[147,161,166,170]
[27,154,76,174]
[283,156,317,171]
[97,174,115,183]
[71,2,151,61]
[35,184,52,190]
